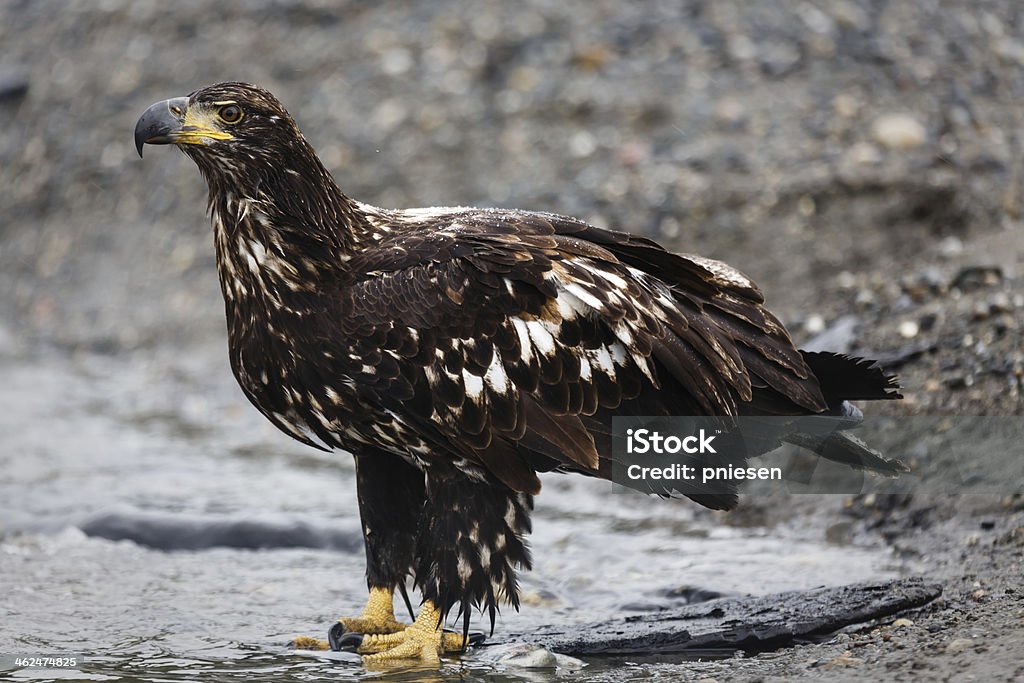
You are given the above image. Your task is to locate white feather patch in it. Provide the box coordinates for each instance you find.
[585,262,629,289]
[633,353,656,383]
[563,282,604,311]
[511,317,533,363]
[526,320,556,357]
[484,354,510,394]
[591,346,616,378]
[457,553,473,581]
[610,341,628,365]
[504,500,517,526]
[614,322,634,346]
[463,369,484,399]
[579,356,592,381]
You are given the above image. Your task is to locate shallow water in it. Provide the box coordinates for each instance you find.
[0,344,904,682]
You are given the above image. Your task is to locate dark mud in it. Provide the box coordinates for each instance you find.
[1,0,1022,681]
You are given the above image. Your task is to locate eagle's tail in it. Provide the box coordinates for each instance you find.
[801,351,902,404]
[786,351,905,476]
[783,429,908,476]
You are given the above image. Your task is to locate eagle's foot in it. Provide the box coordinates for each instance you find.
[292,586,408,651]
[337,586,408,636]
[354,600,477,662]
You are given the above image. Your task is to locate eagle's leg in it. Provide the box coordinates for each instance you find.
[340,451,425,635]
[358,468,534,662]
[294,451,424,650]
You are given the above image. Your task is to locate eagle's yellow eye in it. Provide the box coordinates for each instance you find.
[218,105,243,124]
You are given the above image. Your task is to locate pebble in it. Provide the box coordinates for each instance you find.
[821,651,864,669]
[487,643,586,669]
[988,292,1012,314]
[855,288,876,306]
[833,93,859,119]
[872,113,927,150]
[938,236,964,259]
[836,271,857,289]
[804,314,826,334]
[972,302,992,320]
[847,141,882,165]
[952,265,1003,289]
[715,98,746,129]
[898,320,919,339]
[945,637,975,654]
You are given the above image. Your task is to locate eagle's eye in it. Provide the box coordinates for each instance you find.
[217,104,243,124]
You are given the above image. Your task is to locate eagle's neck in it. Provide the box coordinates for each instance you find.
[197,142,368,331]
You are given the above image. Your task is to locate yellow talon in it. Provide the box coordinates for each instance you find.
[291,635,330,650]
[293,586,408,650]
[360,600,467,663]
[338,586,409,635]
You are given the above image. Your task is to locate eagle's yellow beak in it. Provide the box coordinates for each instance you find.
[134,96,232,157]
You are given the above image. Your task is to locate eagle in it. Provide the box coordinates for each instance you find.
[134,82,903,663]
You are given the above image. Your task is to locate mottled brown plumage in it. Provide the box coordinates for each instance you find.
[135,82,902,658]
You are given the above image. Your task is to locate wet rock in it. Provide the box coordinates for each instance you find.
[802,314,860,354]
[943,374,973,390]
[512,578,941,657]
[918,312,938,332]
[951,266,1003,290]
[662,585,727,604]
[79,507,363,552]
[480,643,586,669]
[0,66,29,104]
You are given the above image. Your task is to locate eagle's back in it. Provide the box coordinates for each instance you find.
[216,204,895,505]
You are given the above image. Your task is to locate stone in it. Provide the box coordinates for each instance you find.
[872,113,927,150]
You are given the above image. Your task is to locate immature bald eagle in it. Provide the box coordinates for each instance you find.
[135,83,902,663]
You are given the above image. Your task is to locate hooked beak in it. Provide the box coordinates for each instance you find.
[134,97,189,158]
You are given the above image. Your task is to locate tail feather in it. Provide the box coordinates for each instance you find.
[801,351,902,403]
[783,429,907,476]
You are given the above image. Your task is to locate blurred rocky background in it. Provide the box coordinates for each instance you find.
[1,0,1021,414]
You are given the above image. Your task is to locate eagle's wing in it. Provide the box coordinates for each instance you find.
[335,208,826,495]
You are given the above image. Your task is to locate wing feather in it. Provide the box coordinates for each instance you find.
[332,207,830,493]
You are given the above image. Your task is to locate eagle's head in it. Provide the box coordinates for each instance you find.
[134,82,312,173]
[135,82,362,264]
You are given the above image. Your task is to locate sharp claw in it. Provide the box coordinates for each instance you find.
[328,624,365,652]
[327,622,349,651]
[466,632,487,647]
